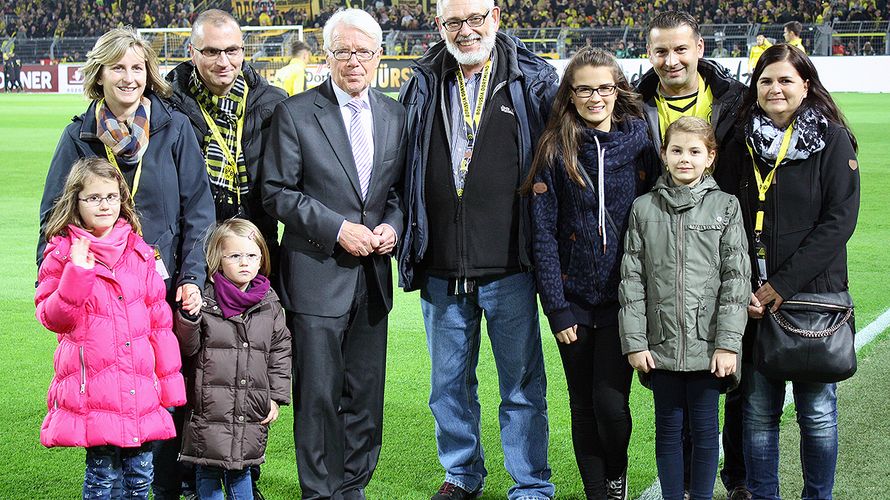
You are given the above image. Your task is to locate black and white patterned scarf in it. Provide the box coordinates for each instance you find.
[746,106,828,166]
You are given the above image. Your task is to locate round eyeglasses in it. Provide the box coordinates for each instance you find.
[78,193,122,207]
[222,253,261,263]
[572,85,618,98]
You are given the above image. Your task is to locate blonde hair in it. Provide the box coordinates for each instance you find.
[81,26,172,101]
[44,157,142,240]
[205,219,271,280]
[662,116,718,176]
[191,9,242,46]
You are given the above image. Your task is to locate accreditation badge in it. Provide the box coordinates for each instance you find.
[153,247,170,280]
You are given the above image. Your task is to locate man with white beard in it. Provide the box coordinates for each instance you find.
[398,1,558,498]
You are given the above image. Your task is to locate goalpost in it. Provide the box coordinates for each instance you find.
[138,25,305,79]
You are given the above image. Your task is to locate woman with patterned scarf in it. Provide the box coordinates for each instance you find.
[39,27,214,309]
[719,44,860,499]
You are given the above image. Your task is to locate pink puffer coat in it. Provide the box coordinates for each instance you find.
[35,227,186,448]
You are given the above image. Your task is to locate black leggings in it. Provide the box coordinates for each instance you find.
[557,324,633,499]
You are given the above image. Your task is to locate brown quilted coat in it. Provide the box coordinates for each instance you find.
[174,284,291,469]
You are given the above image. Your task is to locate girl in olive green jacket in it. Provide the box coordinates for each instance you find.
[618,117,750,500]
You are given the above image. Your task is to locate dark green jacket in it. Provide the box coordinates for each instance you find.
[618,174,750,388]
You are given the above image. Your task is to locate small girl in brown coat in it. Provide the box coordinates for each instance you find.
[174,219,291,500]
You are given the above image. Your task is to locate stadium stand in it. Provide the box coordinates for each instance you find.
[1,0,887,63]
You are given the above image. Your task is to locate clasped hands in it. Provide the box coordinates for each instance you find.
[338,221,396,257]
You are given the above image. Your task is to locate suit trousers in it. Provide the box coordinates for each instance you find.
[290,263,388,500]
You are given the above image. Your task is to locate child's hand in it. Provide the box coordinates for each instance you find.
[627,350,655,373]
[260,400,280,425]
[176,283,202,314]
[747,292,765,319]
[710,348,737,378]
[555,324,578,344]
[70,237,95,269]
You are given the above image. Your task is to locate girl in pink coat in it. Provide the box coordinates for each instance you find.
[35,157,186,499]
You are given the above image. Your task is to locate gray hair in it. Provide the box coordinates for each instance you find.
[322,9,383,52]
[191,9,241,46]
[437,0,496,18]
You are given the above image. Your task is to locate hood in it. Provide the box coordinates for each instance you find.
[653,173,720,211]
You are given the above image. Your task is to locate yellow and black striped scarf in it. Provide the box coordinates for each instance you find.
[190,70,249,210]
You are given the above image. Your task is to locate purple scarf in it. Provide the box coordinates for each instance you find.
[212,272,270,319]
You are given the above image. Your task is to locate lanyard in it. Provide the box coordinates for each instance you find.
[198,84,248,206]
[96,100,142,201]
[454,60,492,197]
[746,122,794,234]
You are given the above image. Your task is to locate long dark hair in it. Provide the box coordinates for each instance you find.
[740,43,857,152]
[521,47,644,193]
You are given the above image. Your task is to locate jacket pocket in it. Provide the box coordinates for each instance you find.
[696,303,717,342]
[647,307,668,346]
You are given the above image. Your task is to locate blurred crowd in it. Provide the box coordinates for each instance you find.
[1,0,886,40]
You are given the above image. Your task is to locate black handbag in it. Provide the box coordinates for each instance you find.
[755,290,857,383]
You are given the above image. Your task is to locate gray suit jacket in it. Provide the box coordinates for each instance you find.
[261,79,406,317]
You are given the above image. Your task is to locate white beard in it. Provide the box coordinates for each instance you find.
[442,30,496,67]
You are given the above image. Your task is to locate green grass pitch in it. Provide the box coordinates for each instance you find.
[0,93,887,499]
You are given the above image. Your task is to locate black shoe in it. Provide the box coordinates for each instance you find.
[606,472,628,500]
[727,486,753,500]
[431,481,481,500]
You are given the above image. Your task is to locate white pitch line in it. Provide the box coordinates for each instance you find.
[635,307,890,500]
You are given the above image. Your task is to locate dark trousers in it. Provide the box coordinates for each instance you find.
[557,324,633,499]
[652,370,722,500]
[290,266,388,500]
[151,407,192,499]
[720,365,748,491]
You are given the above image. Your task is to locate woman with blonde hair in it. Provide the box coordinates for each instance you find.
[38,26,214,308]
[37,27,214,498]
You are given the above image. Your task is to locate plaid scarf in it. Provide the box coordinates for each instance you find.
[190,69,249,215]
[96,97,151,167]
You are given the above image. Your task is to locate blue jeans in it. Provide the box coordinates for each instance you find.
[420,273,553,500]
[196,465,253,500]
[83,444,153,499]
[743,368,838,500]
[651,370,722,500]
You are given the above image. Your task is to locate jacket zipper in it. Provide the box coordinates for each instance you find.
[79,345,86,394]
[677,211,687,371]
[783,300,849,311]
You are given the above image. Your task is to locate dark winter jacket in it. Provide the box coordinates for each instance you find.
[719,122,860,303]
[38,93,215,293]
[636,58,747,154]
[166,62,287,268]
[174,284,291,470]
[531,117,660,334]
[619,174,751,389]
[398,32,559,291]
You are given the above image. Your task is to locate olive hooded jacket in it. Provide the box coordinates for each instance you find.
[618,174,751,388]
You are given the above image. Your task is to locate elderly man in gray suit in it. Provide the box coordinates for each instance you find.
[260,9,406,500]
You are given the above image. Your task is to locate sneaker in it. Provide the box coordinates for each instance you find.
[727,486,753,500]
[431,481,481,500]
[606,473,628,500]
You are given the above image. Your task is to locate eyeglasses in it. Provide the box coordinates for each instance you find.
[222,253,261,263]
[78,193,122,206]
[571,85,618,98]
[328,49,378,62]
[194,46,244,60]
[441,10,490,32]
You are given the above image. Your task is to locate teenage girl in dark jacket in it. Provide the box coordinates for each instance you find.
[526,47,660,500]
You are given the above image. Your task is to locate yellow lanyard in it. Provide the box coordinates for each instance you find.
[454,60,492,197]
[746,122,794,233]
[96,100,142,201]
[198,85,248,206]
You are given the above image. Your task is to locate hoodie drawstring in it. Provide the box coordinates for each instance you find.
[594,135,607,252]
